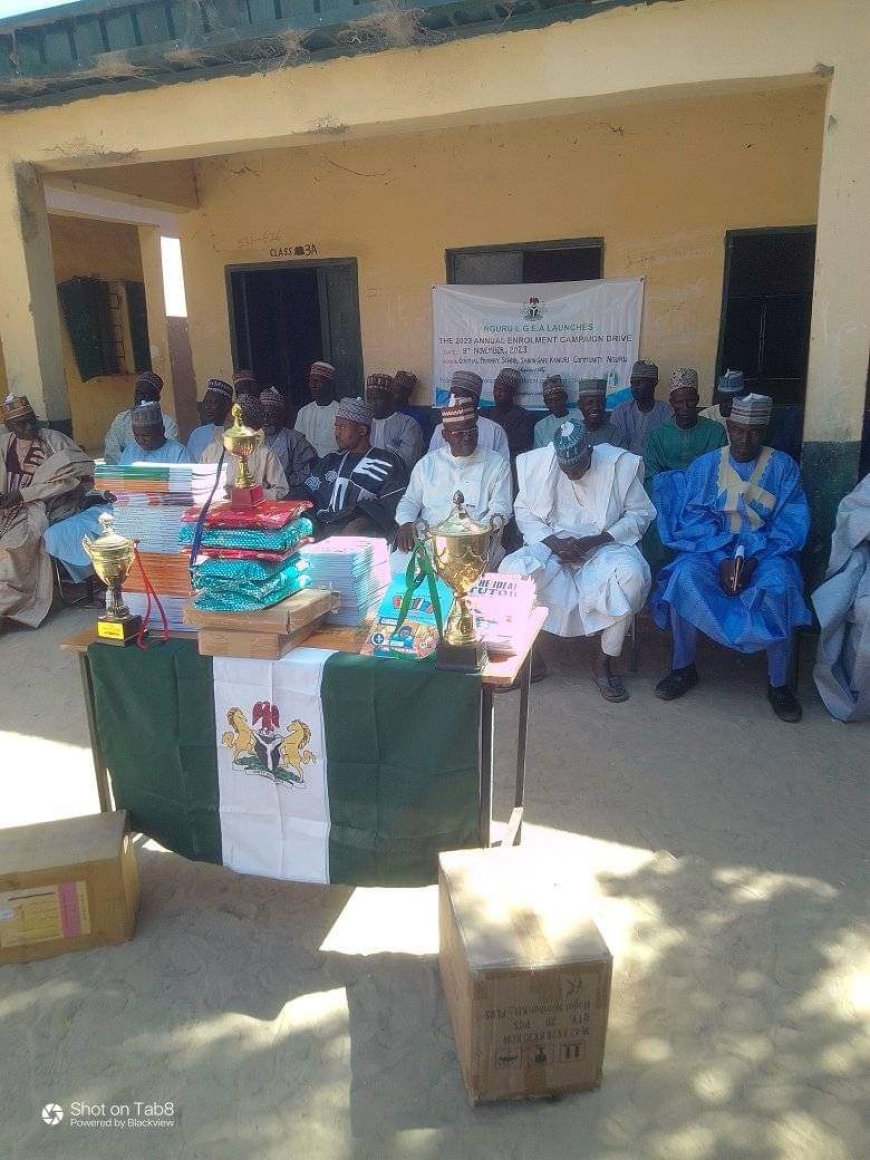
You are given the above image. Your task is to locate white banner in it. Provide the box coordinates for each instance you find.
[432,278,644,409]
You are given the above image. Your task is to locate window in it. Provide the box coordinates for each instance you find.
[58,276,151,381]
[446,238,603,285]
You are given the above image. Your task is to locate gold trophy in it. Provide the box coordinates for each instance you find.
[82,512,143,646]
[416,491,505,671]
[223,403,264,509]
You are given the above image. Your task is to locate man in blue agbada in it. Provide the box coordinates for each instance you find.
[650,393,811,723]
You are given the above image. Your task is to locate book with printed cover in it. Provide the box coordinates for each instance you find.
[360,573,454,660]
[466,573,537,656]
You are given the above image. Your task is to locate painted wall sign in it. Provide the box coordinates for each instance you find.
[269,244,319,258]
[432,278,644,408]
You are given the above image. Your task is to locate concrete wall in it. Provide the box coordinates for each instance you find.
[180,87,825,403]
[48,214,144,451]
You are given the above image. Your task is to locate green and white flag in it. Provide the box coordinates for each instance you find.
[90,640,481,887]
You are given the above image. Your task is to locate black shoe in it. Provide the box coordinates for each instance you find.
[655,664,699,701]
[767,683,802,723]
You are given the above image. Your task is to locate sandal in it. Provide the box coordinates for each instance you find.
[595,673,629,703]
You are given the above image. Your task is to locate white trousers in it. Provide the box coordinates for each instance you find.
[500,541,650,653]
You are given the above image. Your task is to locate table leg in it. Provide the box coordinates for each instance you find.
[504,650,531,847]
[478,684,495,846]
[78,654,112,814]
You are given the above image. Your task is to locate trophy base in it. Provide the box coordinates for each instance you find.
[229,484,264,509]
[435,639,488,673]
[95,614,143,647]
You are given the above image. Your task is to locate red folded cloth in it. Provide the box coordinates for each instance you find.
[181,499,312,529]
[197,547,296,563]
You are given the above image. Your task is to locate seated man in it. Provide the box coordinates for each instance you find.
[651,393,812,722]
[812,473,870,722]
[644,368,727,482]
[533,375,581,448]
[392,370,435,444]
[700,368,747,428]
[232,369,260,400]
[103,371,178,465]
[0,394,104,628]
[393,397,513,572]
[366,373,424,471]
[260,387,318,487]
[575,379,629,449]
[301,397,408,537]
[611,359,672,455]
[429,371,509,460]
[294,361,340,457]
[187,378,234,461]
[501,421,654,702]
[200,395,289,499]
[118,402,192,464]
[490,368,534,460]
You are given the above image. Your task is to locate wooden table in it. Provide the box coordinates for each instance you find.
[62,606,547,848]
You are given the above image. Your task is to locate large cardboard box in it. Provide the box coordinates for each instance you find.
[0,811,139,965]
[439,848,612,1103]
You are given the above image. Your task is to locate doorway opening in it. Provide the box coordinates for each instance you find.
[227,259,363,413]
[717,227,816,406]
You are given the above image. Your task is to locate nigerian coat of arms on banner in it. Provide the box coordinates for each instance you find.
[221,700,316,785]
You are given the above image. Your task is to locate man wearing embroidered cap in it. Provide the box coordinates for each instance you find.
[232,369,260,399]
[701,368,748,427]
[1,395,107,628]
[644,369,727,482]
[533,375,582,449]
[429,370,509,460]
[490,368,534,460]
[259,387,318,487]
[294,360,340,457]
[119,401,191,464]
[297,396,408,537]
[188,378,235,461]
[393,396,512,571]
[651,392,811,722]
[391,370,435,444]
[500,419,655,702]
[575,379,629,450]
[200,395,289,499]
[103,370,178,464]
[611,359,672,456]
[365,373,424,471]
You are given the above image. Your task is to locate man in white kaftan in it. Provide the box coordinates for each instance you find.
[393,397,512,574]
[501,420,654,701]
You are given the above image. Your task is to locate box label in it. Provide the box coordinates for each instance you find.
[0,881,90,948]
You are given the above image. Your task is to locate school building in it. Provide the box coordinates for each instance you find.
[0,0,866,572]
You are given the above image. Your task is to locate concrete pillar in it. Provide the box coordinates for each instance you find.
[0,160,69,426]
[801,59,870,582]
[137,223,177,423]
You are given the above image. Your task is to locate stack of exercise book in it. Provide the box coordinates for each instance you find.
[300,537,391,627]
[94,462,227,631]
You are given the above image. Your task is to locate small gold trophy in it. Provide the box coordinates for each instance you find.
[82,512,142,646]
[416,491,505,671]
[223,403,264,509]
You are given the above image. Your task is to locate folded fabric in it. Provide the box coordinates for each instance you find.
[192,553,309,583]
[180,499,312,529]
[197,547,289,563]
[179,516,313,553]
[192,568,311,612]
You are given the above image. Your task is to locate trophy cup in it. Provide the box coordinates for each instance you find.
[82,512,143,646]
[416,491,505,672]
[223,403,264,509]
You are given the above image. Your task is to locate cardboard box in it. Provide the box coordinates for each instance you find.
[439,848,612,1103]
[0,811,139,965]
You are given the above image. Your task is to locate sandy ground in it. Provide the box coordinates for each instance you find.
[0,604,867,1160]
